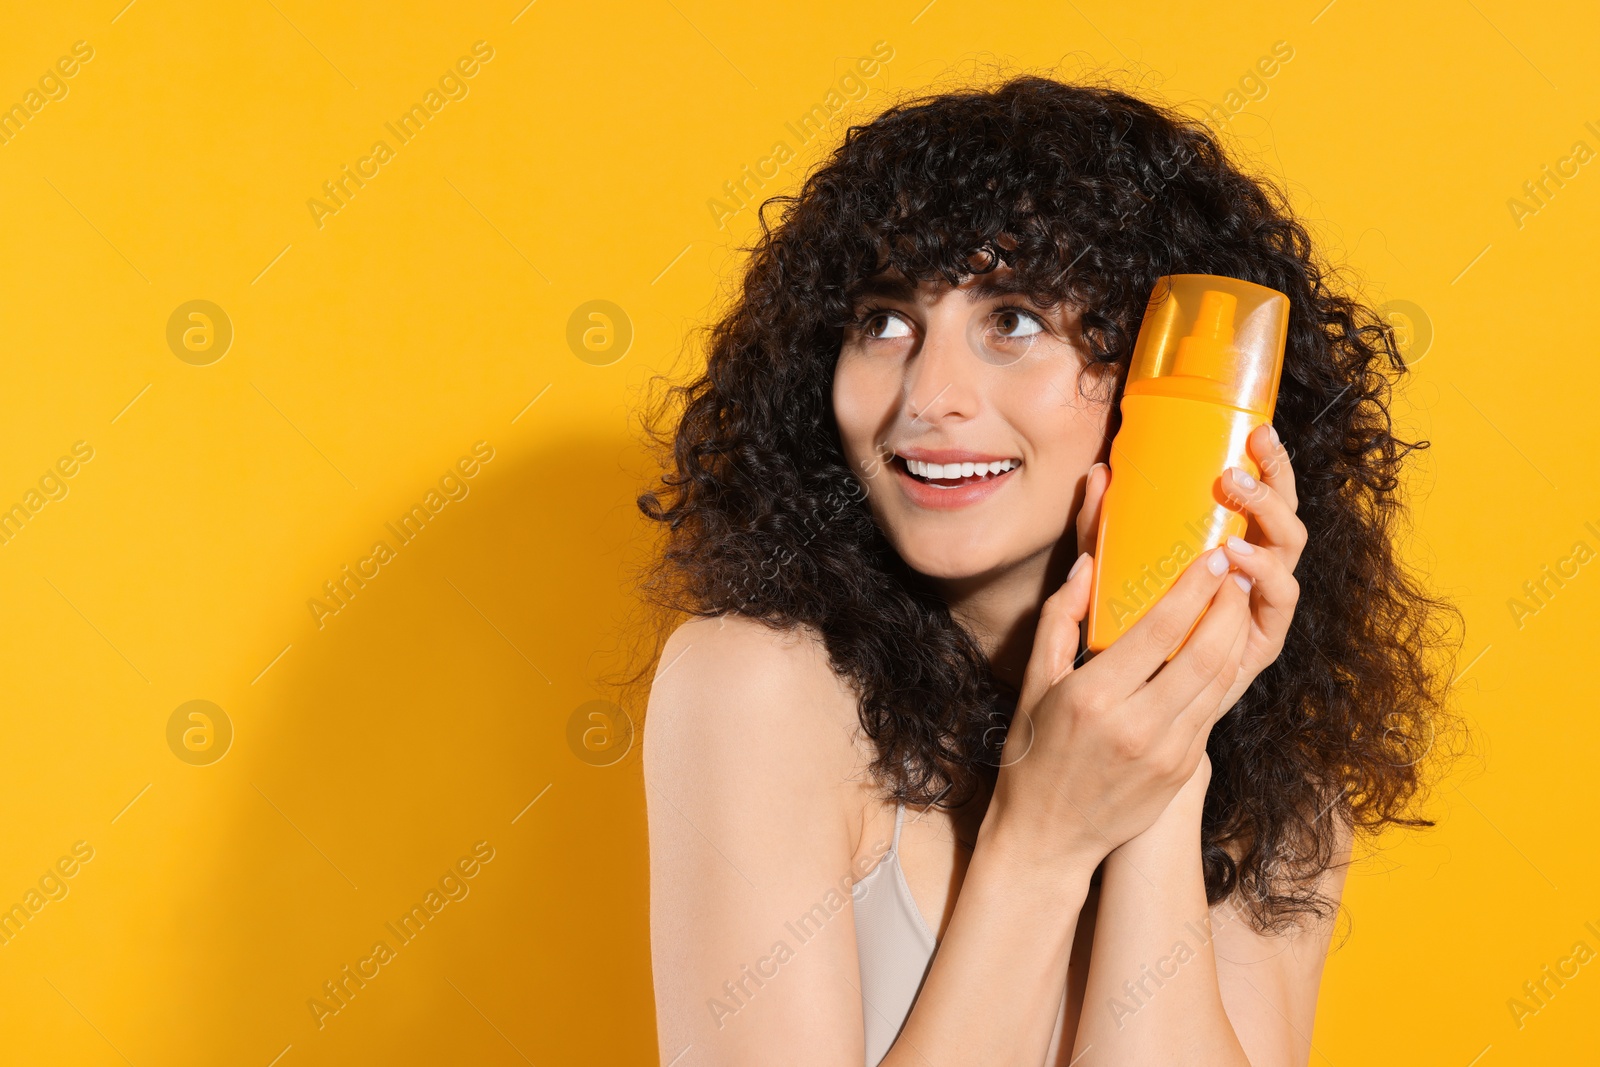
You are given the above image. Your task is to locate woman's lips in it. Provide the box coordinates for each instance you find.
[891,455,1020,510]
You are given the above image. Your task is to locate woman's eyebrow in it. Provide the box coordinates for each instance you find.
[962,273,1035,302]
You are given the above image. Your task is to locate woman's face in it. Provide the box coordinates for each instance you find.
[833,265,1116,582]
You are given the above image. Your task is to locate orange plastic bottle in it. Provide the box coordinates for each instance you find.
[1086,274,1290,656]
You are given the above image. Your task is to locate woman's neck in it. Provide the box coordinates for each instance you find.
[933,539,1079,697]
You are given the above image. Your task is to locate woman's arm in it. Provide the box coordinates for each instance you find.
[1069,754,1353,1066]
[882,816,1098,1065]
[1069,754,1249,1065]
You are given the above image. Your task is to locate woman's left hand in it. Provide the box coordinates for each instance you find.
[1215,422,1307,715]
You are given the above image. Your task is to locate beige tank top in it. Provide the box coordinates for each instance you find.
[850,800,937,1066]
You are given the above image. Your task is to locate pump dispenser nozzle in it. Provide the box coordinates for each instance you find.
[1172,290,1238,381]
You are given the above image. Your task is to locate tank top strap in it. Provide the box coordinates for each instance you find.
[890,799,907,852]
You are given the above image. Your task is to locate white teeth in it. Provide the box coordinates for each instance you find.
[904,457,1019,479]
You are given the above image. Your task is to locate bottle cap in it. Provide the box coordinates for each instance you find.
[1123,274,1290,415]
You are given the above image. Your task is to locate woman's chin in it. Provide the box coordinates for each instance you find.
[899,543,1018,583]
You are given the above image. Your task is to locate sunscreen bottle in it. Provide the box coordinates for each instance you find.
[1086,274,1290,656]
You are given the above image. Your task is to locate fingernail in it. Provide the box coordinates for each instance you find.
[1206,547,1228,575]
[1268,424,1281,448]
[1068,551,1090,580]
[1226,535,1254,555]
[1234,467,1257,491]
[1232,573,1253,593]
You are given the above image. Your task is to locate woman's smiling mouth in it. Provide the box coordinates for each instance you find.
[890,449,1022,509]
[903,456,1020,483]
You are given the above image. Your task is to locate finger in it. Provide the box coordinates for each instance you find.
[1019,551,1096,708]
[1159,602,1248,783]
[1177,646,1235,780]
[1138,561,1253,729]
[1221,533,1300,640]
[1075,462,1110,561]
[1163,599,1250,780]
[1222,463,1307,570]
[1250,422,1297,512]
[1084,544,1233,701]
[1175,580,1253,740]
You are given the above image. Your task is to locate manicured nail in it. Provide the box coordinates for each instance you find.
[1233,467,1257,491]
[1226,535,1254,554]
[1232,574,1253,593]
[1206,547,1228,575]
[1268,424,1281,448]
[1068,551,1090,580]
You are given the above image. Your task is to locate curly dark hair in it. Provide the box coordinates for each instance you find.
[631,72,1465,932]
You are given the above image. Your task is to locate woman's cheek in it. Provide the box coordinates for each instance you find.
[830,358,870,467]
[833,355,895,470]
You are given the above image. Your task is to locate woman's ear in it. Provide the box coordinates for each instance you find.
[1075,461,1110,557]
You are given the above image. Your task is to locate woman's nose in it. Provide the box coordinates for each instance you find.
[904,318,981,424]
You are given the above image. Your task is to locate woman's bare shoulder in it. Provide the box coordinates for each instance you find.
[643,613,871,818]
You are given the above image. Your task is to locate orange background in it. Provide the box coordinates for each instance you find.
[1,1,1596,1063]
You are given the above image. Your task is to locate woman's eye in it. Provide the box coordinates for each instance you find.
[861,310,912,340]
[992,308,1044,339]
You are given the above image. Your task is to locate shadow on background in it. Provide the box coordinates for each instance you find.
[180,434,659,1065]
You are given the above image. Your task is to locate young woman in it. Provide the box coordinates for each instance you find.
[635,75,1460,1066]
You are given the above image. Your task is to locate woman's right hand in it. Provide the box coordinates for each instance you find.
[979,463,1255,883]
